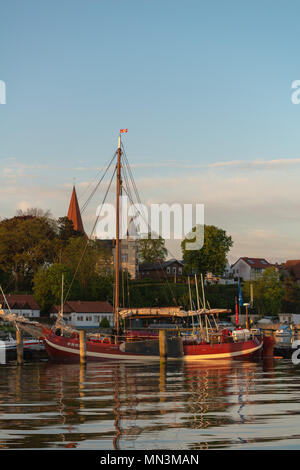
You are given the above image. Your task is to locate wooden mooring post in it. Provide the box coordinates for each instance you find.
[159,329,167,362]
[16,329,23,365]
[79,330,86,365]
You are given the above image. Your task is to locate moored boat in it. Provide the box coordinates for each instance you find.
[41,131,270,363]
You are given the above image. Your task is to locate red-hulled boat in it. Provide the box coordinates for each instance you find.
[41,132,271,363]
[43,331,264,363]
[42,306,267,363]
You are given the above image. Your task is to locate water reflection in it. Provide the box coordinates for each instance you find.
[1,356,300,450]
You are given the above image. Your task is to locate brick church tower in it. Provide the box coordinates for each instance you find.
[67,186,85,234]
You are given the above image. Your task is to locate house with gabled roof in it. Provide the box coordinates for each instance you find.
[138,259,184,280]
[0,294,41,318]
[230,257,273,281]
[49,300,114,328]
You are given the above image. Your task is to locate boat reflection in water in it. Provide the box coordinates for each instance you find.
[0,356,279,450]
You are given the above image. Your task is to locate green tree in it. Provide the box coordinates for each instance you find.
[282,274,300,313]
[181,225,233,276]
[0,214,58,291]
[243,267,284,316]
[57,217,83,242]
[33,263,80,313]
[61,237,113,301]
[99,316,110,328]
[138,233,168,263]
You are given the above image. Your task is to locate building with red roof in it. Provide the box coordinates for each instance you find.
[50,300,114,328]
[231,257,273,281]
[0,294,41,318]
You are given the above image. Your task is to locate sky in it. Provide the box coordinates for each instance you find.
[1,0,300,263]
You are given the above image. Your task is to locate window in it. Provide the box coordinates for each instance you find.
[178,267,182,275]
[122,254,128,262]
[166,267,171,274]
[77,315,83,322]
[172,267,177,274]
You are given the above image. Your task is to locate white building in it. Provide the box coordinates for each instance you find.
[0,294,41,318]
[50,300,114,328]
[278,313,300,324]
[230,257,273,281]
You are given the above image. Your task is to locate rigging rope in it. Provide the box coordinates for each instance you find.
[61,163,117,313]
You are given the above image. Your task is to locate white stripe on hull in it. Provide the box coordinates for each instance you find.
[45,337,263,362]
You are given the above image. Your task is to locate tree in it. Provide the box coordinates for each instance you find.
[33,263,80,313]
[57,217,83,242]
[61,237,113,301]
[282,274,300,314]
[99,316,110,328]
[181,225,233,276]
[0,214,58,291]
[138,233,168,263]
[243,267,284,316]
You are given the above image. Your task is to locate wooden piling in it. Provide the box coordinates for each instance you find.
[16,329,23,365]
[159,329,167,362]
[79,330,86,365]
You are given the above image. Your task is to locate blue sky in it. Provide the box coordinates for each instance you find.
[1,0,300,261]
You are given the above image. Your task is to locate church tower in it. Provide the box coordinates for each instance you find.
[67,186,85,234]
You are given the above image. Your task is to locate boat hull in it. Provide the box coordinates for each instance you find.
[44,333,263,363]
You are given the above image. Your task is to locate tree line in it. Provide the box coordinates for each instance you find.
[0,209,298,316]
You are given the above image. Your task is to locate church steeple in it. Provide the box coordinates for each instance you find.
[67,186,85,234]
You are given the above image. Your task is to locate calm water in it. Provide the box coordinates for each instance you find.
[0,356,300,450]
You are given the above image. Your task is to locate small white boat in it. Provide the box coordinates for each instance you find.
[0,333,17,350]
[0,333,44,351]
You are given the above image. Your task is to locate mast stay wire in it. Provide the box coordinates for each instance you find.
[62,162,117,310]
[121,144,193,309]
[80,153,117,214]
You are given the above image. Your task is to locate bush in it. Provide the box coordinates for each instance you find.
[100,316,110,328]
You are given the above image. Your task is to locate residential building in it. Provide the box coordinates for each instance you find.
[0,294,41,318]
[139,259,184,280]
[49,300,114,328]
[279,313,300,324]
[230,257,273,281]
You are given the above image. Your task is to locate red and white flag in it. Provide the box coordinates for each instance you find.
[120,129,128,133]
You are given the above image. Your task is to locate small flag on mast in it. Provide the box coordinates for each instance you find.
[120,129,128,133]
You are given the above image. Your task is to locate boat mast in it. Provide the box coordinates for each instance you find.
[114,134,122,336]
[188,276,195,333]
[60,274,64,321]
[194,274,203,331]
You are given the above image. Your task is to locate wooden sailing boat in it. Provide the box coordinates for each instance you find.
[41,131,272,362]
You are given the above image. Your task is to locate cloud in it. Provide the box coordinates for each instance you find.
[1,155,300,263]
